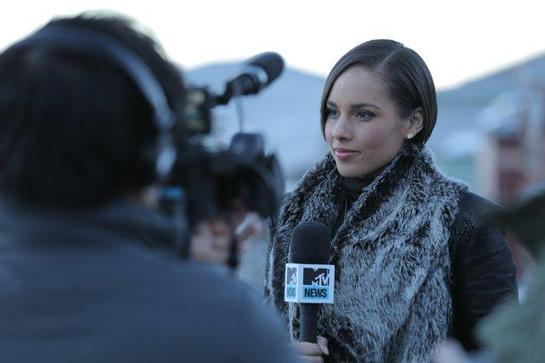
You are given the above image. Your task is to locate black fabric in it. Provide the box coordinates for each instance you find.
[333,187,519,352]
[331,177,376,235]
[266,144,518,360]
[330,188,518,352]
[267,144,468,361]
[0,200,298,363]
[448,192,518,351]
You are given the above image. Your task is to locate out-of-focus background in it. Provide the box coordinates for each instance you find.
[3,0,543,197]
[2,0,544,289]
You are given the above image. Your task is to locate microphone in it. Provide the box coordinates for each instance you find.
[285,221,334,343]
[216,52,284,105]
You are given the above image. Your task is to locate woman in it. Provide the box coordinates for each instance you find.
[265,40,517,362]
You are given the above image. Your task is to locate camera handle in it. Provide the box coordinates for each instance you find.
[231,82,245,132]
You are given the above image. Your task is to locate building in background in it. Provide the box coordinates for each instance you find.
[433,53,545,199]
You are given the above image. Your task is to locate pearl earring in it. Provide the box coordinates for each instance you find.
[406,134,413,140]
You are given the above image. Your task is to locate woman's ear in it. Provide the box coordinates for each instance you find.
[405,107,424,140]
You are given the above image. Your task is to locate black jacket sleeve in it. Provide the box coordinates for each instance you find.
[449,192,518,351]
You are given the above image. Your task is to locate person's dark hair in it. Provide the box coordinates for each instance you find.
[0,14,185,208]
[320,39,437,145]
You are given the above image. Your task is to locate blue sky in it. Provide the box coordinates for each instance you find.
[1,0,544,89]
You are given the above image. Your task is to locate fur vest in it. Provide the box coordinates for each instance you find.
[265,143,469,362]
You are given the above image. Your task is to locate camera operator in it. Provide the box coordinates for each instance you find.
[0,14,298,363]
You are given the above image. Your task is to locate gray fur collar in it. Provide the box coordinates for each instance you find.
[266,144,468,362]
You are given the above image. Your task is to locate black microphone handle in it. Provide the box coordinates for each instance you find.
[299,304,320,343]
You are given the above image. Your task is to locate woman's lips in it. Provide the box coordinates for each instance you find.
[334,148,359,161]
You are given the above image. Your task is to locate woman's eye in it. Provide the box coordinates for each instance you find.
[326,108,339,118]
[356,111,375,121]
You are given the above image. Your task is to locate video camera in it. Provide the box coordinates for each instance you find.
[163,52,285,237]
[4,22,283,266]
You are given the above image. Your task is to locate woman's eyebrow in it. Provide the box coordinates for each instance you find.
[327,101,381,110]
[350,102,380,110]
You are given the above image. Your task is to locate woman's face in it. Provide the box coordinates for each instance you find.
[324,65,421,177]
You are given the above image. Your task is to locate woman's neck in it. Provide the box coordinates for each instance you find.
[341,165,388,203]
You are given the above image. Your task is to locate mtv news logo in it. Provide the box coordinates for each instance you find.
[284,263,334,304]
[303,267,331,298]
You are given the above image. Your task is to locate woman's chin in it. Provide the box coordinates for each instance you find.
[336,166,363,178]
[336,162,379,178]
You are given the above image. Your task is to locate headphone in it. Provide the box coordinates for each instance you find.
[10,23,178,183]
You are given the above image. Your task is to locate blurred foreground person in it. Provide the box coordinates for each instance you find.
[0,14,298,363]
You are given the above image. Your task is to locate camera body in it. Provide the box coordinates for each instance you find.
[171,128,284,229]
[166,74,285,231]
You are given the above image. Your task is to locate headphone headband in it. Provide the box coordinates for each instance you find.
[11,24,177,181]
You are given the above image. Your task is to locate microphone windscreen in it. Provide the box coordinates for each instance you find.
[249,52,284,83]
[289,221,331,264]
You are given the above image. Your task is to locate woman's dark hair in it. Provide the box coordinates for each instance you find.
[0,14,185,208]
[320,39,437,145]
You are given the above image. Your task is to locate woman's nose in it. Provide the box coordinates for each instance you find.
[332,116,351,140]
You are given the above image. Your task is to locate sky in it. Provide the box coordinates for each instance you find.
[1,0,544,89]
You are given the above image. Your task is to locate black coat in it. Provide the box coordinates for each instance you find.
[265,146,518,361]
[334,187,518,351]
[449,191,518,350]
[0,200,298,363]
[333,189,518,351]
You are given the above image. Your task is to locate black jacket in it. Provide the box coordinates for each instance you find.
[332,181,518,352]
[449,191,518,350]
[335,189,518,351]
[329,189,517,352]
[0,200,299,363]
